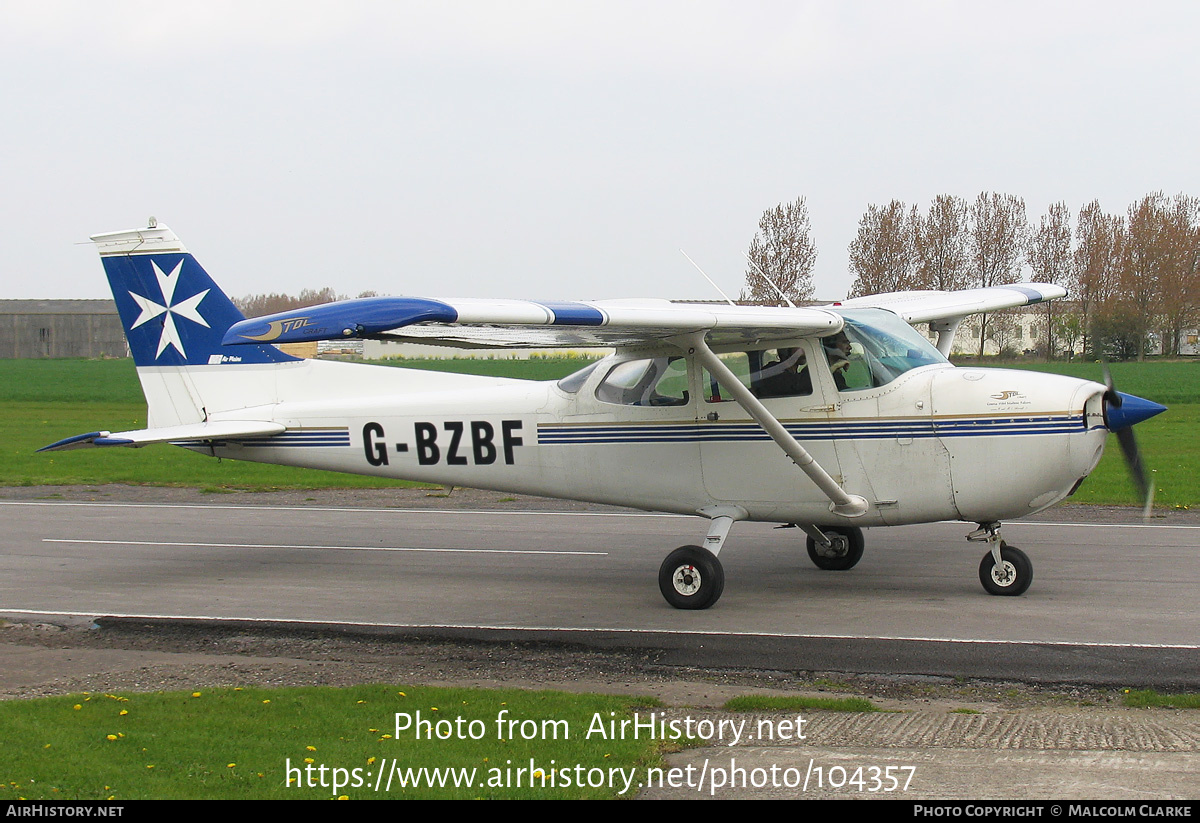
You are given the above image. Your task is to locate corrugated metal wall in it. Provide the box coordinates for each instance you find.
[0,300,128,359]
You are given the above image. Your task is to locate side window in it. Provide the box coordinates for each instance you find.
[595,357,689,406]
[702,346,813,402]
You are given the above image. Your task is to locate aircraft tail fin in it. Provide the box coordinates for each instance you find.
[93,220,299,368]
[93,220,300,427]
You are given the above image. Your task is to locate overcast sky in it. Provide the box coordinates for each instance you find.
[2,1,1197,303]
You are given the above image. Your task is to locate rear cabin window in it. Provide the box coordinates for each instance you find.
[595,357,689,406]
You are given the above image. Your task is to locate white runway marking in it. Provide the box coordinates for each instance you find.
[43,538,606,556]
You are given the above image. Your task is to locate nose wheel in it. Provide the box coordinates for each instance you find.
[659,545,725,610]
[978,542,1033,596]
[969,523,1033,596]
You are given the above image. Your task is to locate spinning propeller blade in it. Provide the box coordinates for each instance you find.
[1101,362,1167,517]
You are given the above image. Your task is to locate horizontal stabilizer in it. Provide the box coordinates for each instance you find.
[39,421,287,451]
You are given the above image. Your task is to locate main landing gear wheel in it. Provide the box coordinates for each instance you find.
[978,543,1032,596]
[659,545,725,610]
[805,526,864,571]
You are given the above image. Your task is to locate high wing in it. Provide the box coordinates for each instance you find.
[222,285,1066,351]
[38,421,287,451]
[834,283,1066,323]
[223,297,845,349]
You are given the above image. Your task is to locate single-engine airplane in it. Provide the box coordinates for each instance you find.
[43,220,1167,609]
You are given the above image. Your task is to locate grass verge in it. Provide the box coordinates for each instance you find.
[1121,690,1200,709]
[0,685,664,800]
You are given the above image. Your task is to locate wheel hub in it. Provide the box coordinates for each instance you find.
[990,561,1017,586]
[816,535,848,558]
[672,564,701,595]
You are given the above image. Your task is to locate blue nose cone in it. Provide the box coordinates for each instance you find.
[1106,392,1168,431]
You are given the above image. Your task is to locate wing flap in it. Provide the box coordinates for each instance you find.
[39,421,287,451]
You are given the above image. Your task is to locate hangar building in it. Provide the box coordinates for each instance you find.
[0,299,127,359]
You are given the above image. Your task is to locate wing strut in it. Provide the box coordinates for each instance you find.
[682,333,869,518]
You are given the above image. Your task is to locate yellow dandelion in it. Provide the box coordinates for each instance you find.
[119,710,128,716]
[304,758,314,764]
[73,704,82,711]
[106,735,117,741]
[306,745,317,752]
[146,765,155,770]
[227,763,236,769]
[367,757,376,765]
[262,699,271,704]
[397,692,406,697]
[192,692,201,698]
[338,796,349,800]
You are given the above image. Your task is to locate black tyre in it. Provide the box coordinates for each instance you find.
[978,543,1033,596]
[805,526,865,571]
[658,545,725,610]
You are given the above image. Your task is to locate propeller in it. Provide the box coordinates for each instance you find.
[1101,362,1166,518]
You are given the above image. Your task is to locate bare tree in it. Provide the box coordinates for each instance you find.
[1027,202,1072,359]
[847,200,918,297]
[1073,201,1125,357]
[1123,193,1171,361]
[969,192,1029,355]
[914,194,971,291]
[1157,194,1200,357]
[742,197,818,305]
[233,288,380,318]
[986,309,1022,357]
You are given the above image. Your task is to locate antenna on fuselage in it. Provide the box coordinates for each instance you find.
[743,252,796,308]
[679,249,736,307]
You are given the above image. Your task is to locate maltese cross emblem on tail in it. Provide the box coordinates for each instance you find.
[127,260,211,359]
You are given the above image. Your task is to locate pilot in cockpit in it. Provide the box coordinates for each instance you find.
[824,332,854,390]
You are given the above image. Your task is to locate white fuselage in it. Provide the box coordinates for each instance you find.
[168,351,1109,528]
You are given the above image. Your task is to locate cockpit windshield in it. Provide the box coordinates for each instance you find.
[825,308,948,392]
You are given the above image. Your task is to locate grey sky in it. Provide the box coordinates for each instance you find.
[1,1,1197,303]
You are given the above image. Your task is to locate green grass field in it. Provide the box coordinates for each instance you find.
[1,357,1194,507]
[0,685,665,800]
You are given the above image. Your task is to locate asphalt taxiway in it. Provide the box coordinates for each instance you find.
[2,487,1198,687]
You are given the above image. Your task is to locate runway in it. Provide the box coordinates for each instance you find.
[3,494,1199,687]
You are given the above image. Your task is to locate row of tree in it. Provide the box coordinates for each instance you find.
[742,193,1200,359]
[233,288,377,318]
